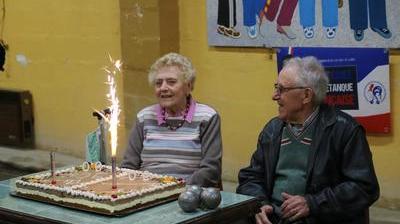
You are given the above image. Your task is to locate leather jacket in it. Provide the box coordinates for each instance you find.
[237,104,379,224]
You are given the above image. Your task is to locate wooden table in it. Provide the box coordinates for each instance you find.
[0,178,259,224]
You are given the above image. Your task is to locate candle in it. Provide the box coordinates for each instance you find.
[50,152,56,184]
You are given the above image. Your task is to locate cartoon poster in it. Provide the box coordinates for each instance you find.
[207,0,400,48]
[277,47,390,133]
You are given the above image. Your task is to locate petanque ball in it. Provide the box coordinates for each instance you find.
[185,185,202,199]
[200,187,221,210]
[178,191,199,212]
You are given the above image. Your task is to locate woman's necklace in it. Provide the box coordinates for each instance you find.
[161,99,191,131]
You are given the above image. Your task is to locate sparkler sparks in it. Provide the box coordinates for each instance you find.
[103,55,122,157]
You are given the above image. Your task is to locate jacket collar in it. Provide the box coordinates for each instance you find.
[317,104,337,128]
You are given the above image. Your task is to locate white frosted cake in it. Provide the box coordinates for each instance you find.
[13,165,185,215]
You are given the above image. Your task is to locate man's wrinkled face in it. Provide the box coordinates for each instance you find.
[272,67,308,123]
[154,66,192,113]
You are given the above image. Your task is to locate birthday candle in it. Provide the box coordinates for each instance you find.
[50,152,56,184]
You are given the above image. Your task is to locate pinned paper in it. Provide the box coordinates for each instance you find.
[86,128,101,163]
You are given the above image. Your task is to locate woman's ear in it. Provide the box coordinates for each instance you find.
[187,82,194,92]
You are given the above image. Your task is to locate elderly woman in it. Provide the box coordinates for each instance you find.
[121,53,222,187]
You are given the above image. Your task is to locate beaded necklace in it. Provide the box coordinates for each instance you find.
[161,97,191,131]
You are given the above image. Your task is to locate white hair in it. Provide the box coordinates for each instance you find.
[148,53,196,89]
[284,56,329,105]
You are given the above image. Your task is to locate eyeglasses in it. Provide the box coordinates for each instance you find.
[274,83,309,95]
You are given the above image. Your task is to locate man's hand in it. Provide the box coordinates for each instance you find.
[281,192,310,222]
[255,204,273,224]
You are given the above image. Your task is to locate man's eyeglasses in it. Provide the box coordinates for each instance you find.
[274,83,309,94]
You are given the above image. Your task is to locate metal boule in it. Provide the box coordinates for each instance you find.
[178,191,199,212]
[185,185,202,199]
[200,187,221,210]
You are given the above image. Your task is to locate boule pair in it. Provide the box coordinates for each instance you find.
[178,185,222,212]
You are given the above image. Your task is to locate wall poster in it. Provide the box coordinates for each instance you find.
[207,0,400,48]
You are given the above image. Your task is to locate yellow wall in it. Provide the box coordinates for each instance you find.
[178,0,279,181]
[0,1,124,158]
[372,55,400,207]
[178,0,400,206]
[119,0,180,146]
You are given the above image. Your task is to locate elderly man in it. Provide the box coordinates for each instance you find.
[237,56,379,224]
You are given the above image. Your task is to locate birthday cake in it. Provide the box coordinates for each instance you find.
[13,165,185,215]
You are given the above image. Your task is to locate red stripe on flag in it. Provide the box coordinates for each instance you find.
[354,113,391,134]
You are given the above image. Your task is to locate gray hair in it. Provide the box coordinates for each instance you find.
[148,53,196,89]
[284,56,329,105]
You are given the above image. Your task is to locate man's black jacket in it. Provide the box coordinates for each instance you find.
[237,104,379,224]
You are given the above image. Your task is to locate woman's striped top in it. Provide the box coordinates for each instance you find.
[121,101,222,187]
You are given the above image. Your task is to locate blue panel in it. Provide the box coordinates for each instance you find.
[277,47,388,82]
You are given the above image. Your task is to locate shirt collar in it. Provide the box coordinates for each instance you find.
[302,106,320,127]
[287,106,320,133]
[156,98,196,125]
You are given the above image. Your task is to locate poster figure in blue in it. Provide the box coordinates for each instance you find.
[349,0,392,41]
[217,0,241,39]
[366,82,385,105]
[299,0,338,39]
[242,0,266,39]
[371,86,383,104]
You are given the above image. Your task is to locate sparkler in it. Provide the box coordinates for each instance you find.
[100,55,122,190]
